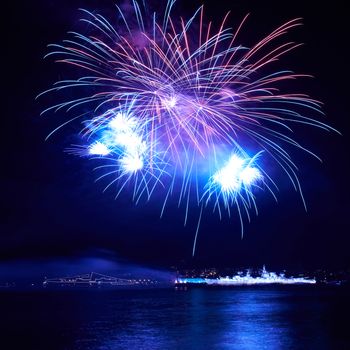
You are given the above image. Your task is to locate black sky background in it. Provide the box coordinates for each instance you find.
[1,0,349,278]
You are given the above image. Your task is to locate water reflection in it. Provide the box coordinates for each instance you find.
[87,288,347,350]
[1,287,349,349]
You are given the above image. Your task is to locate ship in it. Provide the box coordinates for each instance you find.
[175,266,316,286]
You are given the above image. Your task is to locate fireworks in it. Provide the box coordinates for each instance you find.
[205,153,263,204]
[39,0,335,250]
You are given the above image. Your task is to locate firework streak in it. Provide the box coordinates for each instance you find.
[39,0,336,253]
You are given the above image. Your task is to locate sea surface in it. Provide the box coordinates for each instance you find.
[1,286,349,350]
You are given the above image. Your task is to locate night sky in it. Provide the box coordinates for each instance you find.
[2,0,349,279]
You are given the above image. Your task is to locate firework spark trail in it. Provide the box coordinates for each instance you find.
[39,0,337,253]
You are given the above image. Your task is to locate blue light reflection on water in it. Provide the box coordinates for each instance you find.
[0,287,349,349]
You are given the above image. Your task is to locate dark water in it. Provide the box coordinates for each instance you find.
[1,286,349,349]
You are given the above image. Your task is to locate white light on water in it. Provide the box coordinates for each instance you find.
[176,267,316,286]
